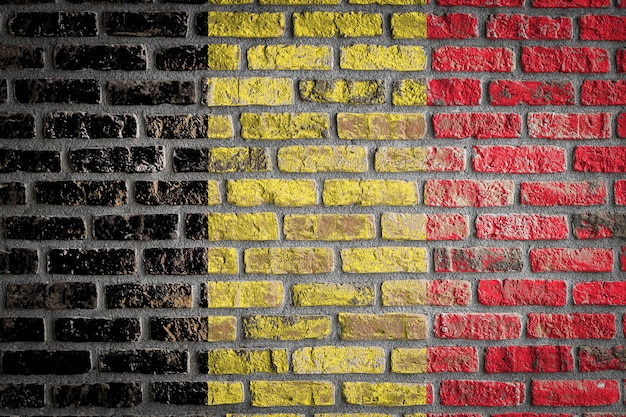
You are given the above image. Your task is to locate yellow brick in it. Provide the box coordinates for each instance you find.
[227,179,317,207]
[207,247,238,274]
[376,147,466,172]
[205,281,284,308]
[342,382,430,406]
[392,79,427,106]
[207,316,237,341]
[243,315,331,340]
[244,248,334,274]
[391,13,427,39]
[323,180,418,206]
[241,113,329,140]
[381,213,427,240]
[381,280,428,306]
[299,79,384,104]
[206,78,293,106]
[337,113,426,140]
[294,12,382,37]
[248,45,332,70]
[207,381,244,405]
[207,115,234,139]
[207,147,270,173]
[338,313,427,340]
[292,346,385,374]
[205,349,288,374]
[208,12,284,38]
[284,214,375,241]
[250,381,335,407]
[278,146,367,173]
[292,283,375,307]
[390,348,427,374]
[350,0,427,3]
[208,44,240,70]
[341,45,426,71]
[207,212,278,241]
[206,181,221,205]
[341,247,427,273]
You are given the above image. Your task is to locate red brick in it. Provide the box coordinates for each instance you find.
[427,79,481,106]
[616,180,626,205]
[582,80,626,106]
[528,313,616,339]
[440,380,524,406]
[434,247,523,273]
[528,113,611,140]
[427,214,469,240]
[486,14,572,40]
[429,414,483,417]
[427,347,478,373]
[476,214,568,240]
[438,0,523,5]
[435,313,521,340]
[489,80,574,106]
[427,14,478,39]
[520,181,606,206]
[425,179,514,208]
[574,146,626,172]
[485,346,573,373]
[617,113,626,138]
[573,282,626,305]
[531,380,619,406]
[522,47,608,73]
[572,212,626,239]
[432,47,514,72]
[580,15,626,41]
[533,0,610,6]
[494,414,572,417]
[622,247,626,271]
[433,113,521,139]
[617,50,626,73]
[478,279,567,306]
[579,346,626,371]
[472,146,566,174]
[530,247,613,273]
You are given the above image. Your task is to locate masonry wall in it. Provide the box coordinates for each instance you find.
[0,0,625,416]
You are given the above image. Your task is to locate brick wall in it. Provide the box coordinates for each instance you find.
[0,0,625,415]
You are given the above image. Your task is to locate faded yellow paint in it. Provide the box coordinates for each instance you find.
[342,382,430,406]
[381,280,428,306]
[205,281,283,308]
[243,315,331,340]
[205,349,288,374]
[227,179,317,207]
[292,346,385,374]
[392,79,427,106]
[292,283,375,307]
[390,348,428,373]
[278,146,367,173]
[323,180,418,206]
[391,13,428,39]
[337,113,426,140]
[207,316,237,341]
[207,212,278,241]
[294,12,382,37]
[381,213,427,240]
[340,45,426,71]
[208,12,284,38]
[349,0,428,3]
[206,381,244,405]
[208,44,240,70]
[341,247,427,273]
[248,45,333,70]
[244,247,334,274]
[206,78,293,106]
[207,247,238,274]
[241,113,329,140]
[250,381,335,406]
[299,79,384,104]
[284,214,375,241]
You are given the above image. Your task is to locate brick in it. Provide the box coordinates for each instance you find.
[207,247,238,274]
[150,114,232,139]
[8,12,97,37]
[0,248,37,274]
[53,382,142,407]
[150,316,236,341]
[433,47,514,72]
[285,214,375,241]
[433,113,521,139]
[381,279,471,306]
[278,146,367,173]
[425,179,514,207]
[136,181,220,205]
[0,46,44,69]
[106,283,192,308]
[244,248,334,274]
[294,12,382,37]
[241,113,329,140]
[579,346,626,371]
[473,145,566,174]
[619,114,626,138]
[323,180,418,206]
[6,282,96,309]
[528,313,616,339]
[213,44,241,70]
[376,147,465,174]
[339,313,427,340]
[434,247,523,272]
[206,77,292,106]
[108,81,195,105]
[156,45,208,70]
[486,14,572,39]
[521,181,606,206]
[382,213,469,241]
[580,15,626,41]
[476,214,568,240]
[438,0,522,4]
[337,113,426,140]
[44,112,137,139]
[2,350,91,374]
[55,317,141,342]
[152,381,243,405]
[300,80,384,104]
[391,12,427,38]
[534,0,609,5]
[208,12,284,38]
[618,181,626,204]
[99,349,188,374]
[243,315,331,340]
[144,248,207,275]
[574,282,626,305]
[203,281,283,308]
[0,113,35,138]
[582,80,626,106]
[4,216,86,240]
[104,12,187,36]
[528,113,610,140]
[485,346,573,373]
[490,80,574,106]
[530,248,613,272]
[174,147,270,173]
[428,13,478,39]
[574,146,626,172]
[618,51,626,73]
[341,45,426,71]
[208,212,278,241]
[200,349,288,374]
[342,382,431,406]
[0,149,60,173]
[0,182,25,205]
[292,283,375,306]
[391,347,478,373]
[342,247,427,273]
[0,318,44,342]
[0,79,5,103]
[261,0,339,3]
[54,44,146,70]
[35,181,127,206]
[292,346,385,374]
[350,0,428,3]
[250,381,334,407]
[440,380,524,406]
[531,380,619,406]
[522,47,608,73]
[392,79,427,105]
[94,214,177,240]
[427,78,482,105]
[479,279,567,306]
[0,384,43,408]
[48,248,136,275]
[248,45,333,70]
[573,213,626,239]
[435,313,521,340]
[15,79,100,103]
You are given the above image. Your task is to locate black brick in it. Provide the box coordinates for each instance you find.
[0,318,44,342]
[55,317,141,342]
[195,13,208,36]
[0,0,53,3]
[156,45,208,71]
[173,147,270,173]
[68,0,151,3]
[0,249,37,274]
[0,113,35,139]
[172,148,208,172]
[8,12,97,37]
[35,181,128,206]
[136,181,211,205]
[144,248,207,275]
[151,382,207,405]
[48,248,137,275]
[0,150,61,173]
[185,214,208,240]
[15,79,100,104]
[0,80,6,103]
[44,112,138,139]
[6,282,97,309]
[4,216,86,240]
[106,283,192,308]
[150,317,229,342]
[104,12,188,37]
[52,382,142,408]
[54,44,147,71]
[69,146,165,173]
[94,214,178,240]
[99,349,188,374]
[0,384,44,408]
[0,46,44,69]
[2,350,91,375]
[146,114,209,138]
[0,183,25,206]
[108,81,195,105]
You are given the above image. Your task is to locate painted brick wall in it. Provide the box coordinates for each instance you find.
[0,0,625,415]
